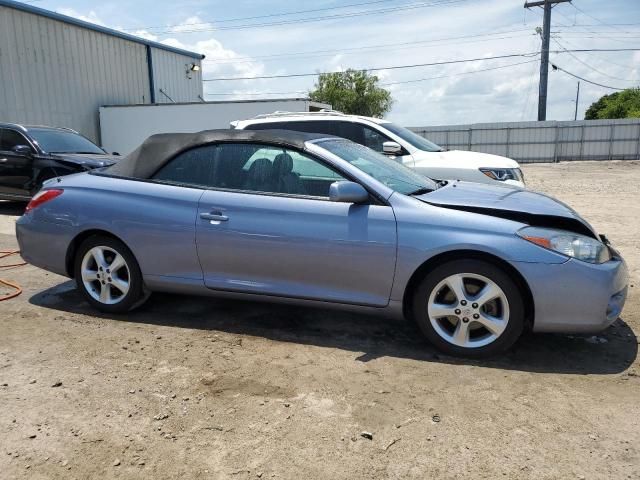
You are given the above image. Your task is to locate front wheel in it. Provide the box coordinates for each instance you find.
[412,259,525,358]
[74,235,147,313]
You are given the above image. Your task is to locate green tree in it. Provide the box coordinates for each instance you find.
[309,69,393,117]
[585,88,640,120]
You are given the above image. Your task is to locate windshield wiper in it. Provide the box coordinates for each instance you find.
[407,187,434,196]
[51,151,103,154]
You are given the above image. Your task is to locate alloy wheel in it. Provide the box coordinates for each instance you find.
[80,246,130,305]
[427,273,510,349]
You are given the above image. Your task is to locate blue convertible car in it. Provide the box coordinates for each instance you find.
[16,129,628,357]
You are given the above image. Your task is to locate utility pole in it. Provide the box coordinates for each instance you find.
[574,81,580,120]
[524,0,572,121]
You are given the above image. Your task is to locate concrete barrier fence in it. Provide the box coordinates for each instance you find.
[409,119,640,163]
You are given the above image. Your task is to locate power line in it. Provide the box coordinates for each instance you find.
[551,63,626,90]
[551,8,633,45]
[570,2,627,33]
[202,52,541,82]
[137,0,468,34]
[124,0,398,31]
[203,59,540,97]
[202,49,640,82]
[202,29,537,65]
[379,59,540,86]
[552,35,640,71]
[551,37,638,82]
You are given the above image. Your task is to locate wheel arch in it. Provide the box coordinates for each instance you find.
[65,229,126,278]
[402,249,535,329]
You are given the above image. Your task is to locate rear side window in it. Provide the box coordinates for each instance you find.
[153,144,217,187]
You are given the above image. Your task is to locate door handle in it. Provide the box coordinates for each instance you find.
[0,158,7,163]
[200,212,229,222]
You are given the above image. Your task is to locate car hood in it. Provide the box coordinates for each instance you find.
[414,150,519,169]
[50,153,120,168]
[416,181,597,237]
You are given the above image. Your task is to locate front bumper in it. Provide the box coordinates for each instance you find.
[514,254,629,333]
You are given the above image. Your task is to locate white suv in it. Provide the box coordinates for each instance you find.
[232,111,525,188]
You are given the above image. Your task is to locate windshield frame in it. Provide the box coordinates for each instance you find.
[310,138,438,196]
[27,128,106,155]
[381,122,444,153]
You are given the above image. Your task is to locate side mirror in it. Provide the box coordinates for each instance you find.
[12,145,32,157]
[382,141,402,156]
[329,181,369,204]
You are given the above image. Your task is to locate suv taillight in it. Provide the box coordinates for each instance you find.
[25,189,63,213]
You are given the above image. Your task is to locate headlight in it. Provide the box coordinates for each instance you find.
[480,167,524,183]
[517,226,611,264]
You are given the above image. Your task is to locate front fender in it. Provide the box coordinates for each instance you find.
[388,193,568,301]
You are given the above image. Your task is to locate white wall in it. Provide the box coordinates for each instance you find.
[99,100,327,154]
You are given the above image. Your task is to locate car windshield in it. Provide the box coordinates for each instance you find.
[382,123,444,152]
[28,128,105,154]
[317,139,438,195]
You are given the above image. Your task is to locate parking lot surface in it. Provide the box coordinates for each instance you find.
[1,160,639,479]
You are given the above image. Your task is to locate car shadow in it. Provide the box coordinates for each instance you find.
[0,201,27,217]
[30,281,637,375]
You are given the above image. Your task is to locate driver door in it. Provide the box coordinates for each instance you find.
[194,142,398,307]
[0,128,33,198]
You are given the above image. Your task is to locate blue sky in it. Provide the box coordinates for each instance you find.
[26,0,640,126]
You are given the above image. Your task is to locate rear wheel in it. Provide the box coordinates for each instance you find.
[74,235,147,313]
[412,259,525,357]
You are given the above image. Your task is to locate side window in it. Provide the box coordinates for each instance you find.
[153,144,217,187]
[153,142,347,198]
[0,129,31,152]
[230,144,345,197]
[361,126,390,153]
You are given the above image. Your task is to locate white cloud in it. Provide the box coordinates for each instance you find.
[55,1,640,124]
[57,7,106,26]
[167,16,214,34]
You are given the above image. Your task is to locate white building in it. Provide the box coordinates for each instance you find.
[99,98,331,155]
[0,0,204,143]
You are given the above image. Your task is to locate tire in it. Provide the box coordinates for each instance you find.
[412,259,525,358]
[73,235,147,313]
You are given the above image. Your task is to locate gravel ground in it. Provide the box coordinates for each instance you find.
[0,160,639,480]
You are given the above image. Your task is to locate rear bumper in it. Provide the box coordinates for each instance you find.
[16,215,75,277]
[514,255,629,333]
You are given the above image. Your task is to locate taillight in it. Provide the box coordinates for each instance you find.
[25,189,64,213]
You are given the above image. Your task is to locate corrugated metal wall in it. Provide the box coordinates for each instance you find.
[151,47,203,104]
[0,5,203,144]
[0,6,150,142]
[410,119,640,163]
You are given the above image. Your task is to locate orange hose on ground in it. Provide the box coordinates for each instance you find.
[0,250,25,301]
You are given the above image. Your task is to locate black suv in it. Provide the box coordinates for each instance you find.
[0,123,119,200]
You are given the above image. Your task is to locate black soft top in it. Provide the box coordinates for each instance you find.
[103,129,333,179]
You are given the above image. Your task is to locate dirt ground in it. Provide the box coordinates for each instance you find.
[1,160,639,480]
